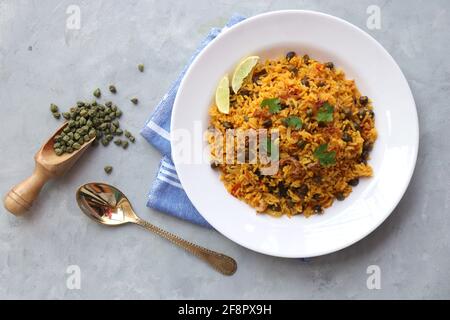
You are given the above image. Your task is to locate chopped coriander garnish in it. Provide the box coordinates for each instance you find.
[313,143,336,166]
[261,98,281,114]
[316,102,334,123]
[284,116,302,129]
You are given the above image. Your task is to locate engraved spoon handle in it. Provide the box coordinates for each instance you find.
[134,218,237,276]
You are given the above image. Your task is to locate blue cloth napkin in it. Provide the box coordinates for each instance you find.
[141,14,246,228]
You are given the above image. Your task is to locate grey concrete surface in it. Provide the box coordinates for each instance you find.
[0,0,449,299]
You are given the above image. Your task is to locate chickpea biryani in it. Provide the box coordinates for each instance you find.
[208,52,377,217]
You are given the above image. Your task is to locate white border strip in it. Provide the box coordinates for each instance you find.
[147,121,171,140]
[157,174,183,189]
[160,168,179,180]
[161,160,176,171]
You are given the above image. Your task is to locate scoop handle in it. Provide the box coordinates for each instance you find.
[3,163,52,216]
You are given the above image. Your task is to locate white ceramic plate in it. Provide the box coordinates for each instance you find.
[171,10,419,258]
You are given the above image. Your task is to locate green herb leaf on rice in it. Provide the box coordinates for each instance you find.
[314,143,336,166]
[316,102,334,123]
[261,98,281,114]
[284,116,303,129]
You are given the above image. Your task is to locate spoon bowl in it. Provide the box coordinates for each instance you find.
[76,182,237,276]
[77,183,136,226]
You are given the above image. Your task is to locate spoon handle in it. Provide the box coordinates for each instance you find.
[134,218,237,276]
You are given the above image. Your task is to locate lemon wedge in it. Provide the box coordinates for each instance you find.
[231,56,259,93]
[215,75,230,114]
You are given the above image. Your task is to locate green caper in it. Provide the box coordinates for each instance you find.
[50,104,59,113]
[53,112,61,119]
[130,98,138,105]
[124,130,131,138]
[104,165,113,174]
[359,96,369,105]
[54,148,63,156]
[297,140,307,149]
[129,136,136,143]
[138,64,144,72]
[325,62,334,69]
[49,97,130,156]
[93,88,101,98]
[114,139,122,146]
[101,138,109,146]
[88,129,96,139]
[109,85,117,94]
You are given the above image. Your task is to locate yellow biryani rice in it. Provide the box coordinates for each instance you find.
[208,53,377,217]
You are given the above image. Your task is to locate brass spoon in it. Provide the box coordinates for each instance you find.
[4,123,94,216]
[76,182,237,276]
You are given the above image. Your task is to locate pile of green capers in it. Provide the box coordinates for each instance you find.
[51,99,135,156]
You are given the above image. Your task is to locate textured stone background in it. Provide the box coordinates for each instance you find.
[0,0,449,299]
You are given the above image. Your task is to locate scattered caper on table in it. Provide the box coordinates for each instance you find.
[130,97,138,105]
[50,104,59,113]
[138,64,144,72]
[124,130,136,143]
[50,103,61,119]
[109,85,117,94]
[104,166,113,174]
[93,88,101,98]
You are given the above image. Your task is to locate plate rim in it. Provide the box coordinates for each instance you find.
[170,10,419,258]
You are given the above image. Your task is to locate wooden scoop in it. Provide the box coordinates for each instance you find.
[4,123,94,216]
